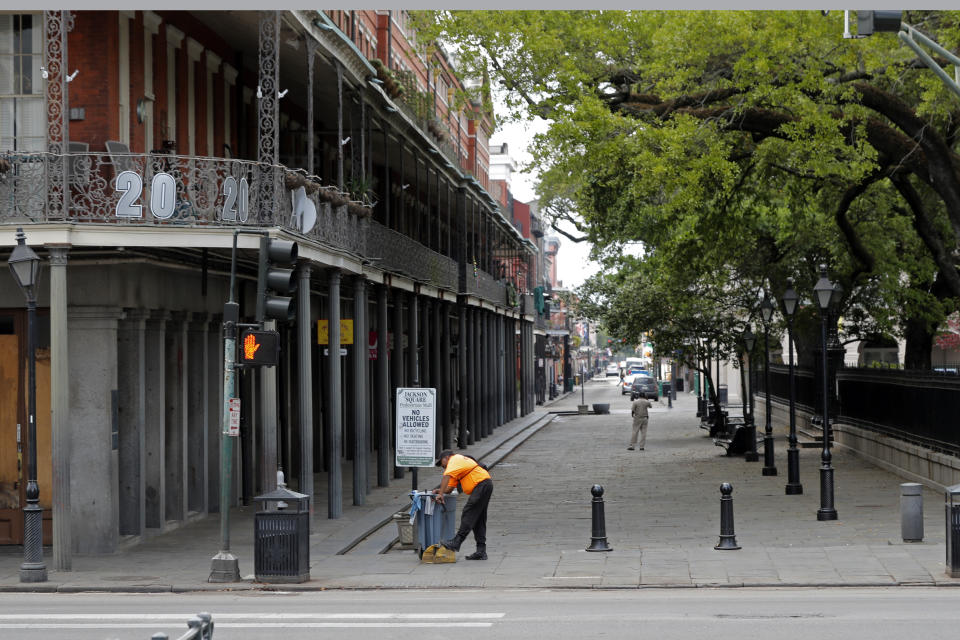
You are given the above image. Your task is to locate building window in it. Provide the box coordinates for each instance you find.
[0,13,45,151]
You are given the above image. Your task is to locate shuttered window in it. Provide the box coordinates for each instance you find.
[0,14,45,152]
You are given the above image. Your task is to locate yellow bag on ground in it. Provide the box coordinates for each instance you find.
[421,543,456,563]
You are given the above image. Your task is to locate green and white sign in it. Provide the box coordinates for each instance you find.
[395,387,436,467]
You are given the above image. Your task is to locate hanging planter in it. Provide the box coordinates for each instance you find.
[347,200,371,218]
[329,191,349,208]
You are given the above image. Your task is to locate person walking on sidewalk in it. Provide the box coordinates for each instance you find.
[433,449,493,560]
[629,396,653,450]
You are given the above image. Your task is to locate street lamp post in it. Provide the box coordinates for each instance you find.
[813,265,838,521]
[760,293,777,476]
[743,326,758,461]
[8,228,47,583]
[782,278,803,495]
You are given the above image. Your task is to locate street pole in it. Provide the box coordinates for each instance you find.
[761,316,777,476]
[814,266,838,521]
[210,231,242,582]
[21,279,45,582]
[8,229,46,583]
[783,278,802,495]
[743,327,758,462]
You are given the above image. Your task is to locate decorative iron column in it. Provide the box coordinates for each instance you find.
[257,10,280,221]
[45,10,71,220]
[408,292,419,387]
[473,307,482,440]
[376,285,390,486]
[327,270,343,518]
[305,38,318,176]
[432,298,442,453]
[47,246,71,571]
[297,265,314,517]
[440,301,452,449]
[457,300,468,448]
[465,306,475,445]
[336,61,344,190]
[392,290,404,479]
[352,276,367,506]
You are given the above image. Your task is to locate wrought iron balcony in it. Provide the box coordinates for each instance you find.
[460,261,508,306]
[366,220,458,292]
[0,150,369,257]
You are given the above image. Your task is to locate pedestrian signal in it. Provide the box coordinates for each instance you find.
[239,329,279,366]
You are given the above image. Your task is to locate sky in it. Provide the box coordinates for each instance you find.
[489,117,602,291]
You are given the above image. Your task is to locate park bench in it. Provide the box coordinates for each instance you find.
[713,414,757,456]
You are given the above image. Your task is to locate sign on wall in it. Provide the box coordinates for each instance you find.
[317,319,354,345]
[395,387,436,468]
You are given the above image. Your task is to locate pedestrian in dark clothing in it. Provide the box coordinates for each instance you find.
[434,449,493,560]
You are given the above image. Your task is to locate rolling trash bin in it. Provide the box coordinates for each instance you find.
[409,491,457,556]
[253,486,310,583]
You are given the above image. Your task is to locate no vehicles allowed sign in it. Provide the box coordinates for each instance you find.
[395,387,436,467]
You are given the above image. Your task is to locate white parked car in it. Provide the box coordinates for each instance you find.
[605,364,620,376]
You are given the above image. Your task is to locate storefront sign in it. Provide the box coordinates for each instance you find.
[395,387,436,467]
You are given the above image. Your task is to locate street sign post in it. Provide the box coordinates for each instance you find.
[227,398,241,436]
[395,387,436,467]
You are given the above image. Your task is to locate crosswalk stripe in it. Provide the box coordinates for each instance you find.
[0,613,505,620]
[0,622,495,629]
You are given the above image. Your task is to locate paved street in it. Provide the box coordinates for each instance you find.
[2,588,960,640]
[0,377,957,591]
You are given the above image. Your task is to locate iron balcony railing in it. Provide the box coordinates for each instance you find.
[0,150,520,305]
[0,150,369,255]
[366,219,458,291]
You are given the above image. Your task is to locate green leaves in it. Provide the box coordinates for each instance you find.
[423,10,960,359]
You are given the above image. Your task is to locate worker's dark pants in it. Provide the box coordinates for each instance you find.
[455,479,493,549]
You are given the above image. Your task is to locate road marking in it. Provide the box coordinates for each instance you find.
[0,613,505,620]
[0,612,505,629]
[0,622,496,629]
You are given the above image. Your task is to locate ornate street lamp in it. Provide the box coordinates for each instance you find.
[759,292,777,476]
[8,228,47,583]
[782,278,803,495]
[742,325,758,461]
[813,264,838,521]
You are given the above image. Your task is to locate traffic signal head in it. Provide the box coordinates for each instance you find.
[257,237,299,321]
[239,329,280,366]
[858,10,901,36]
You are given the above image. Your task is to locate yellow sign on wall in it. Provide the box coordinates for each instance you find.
[317,319,354,345]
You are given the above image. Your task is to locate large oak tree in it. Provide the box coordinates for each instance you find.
[419,10,960,368]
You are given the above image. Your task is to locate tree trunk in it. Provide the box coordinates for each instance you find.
[903,314,933,370]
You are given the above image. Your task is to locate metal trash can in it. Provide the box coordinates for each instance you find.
[253,486,310,583]
[393,510,417,550]
[718,384,729,405]
[409,491,457,555]
[946,484,960,577]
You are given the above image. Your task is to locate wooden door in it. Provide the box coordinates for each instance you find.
[0,310,52,545]
[0,313,22,544]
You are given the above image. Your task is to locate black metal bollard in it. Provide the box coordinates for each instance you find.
[714,482,741,550]
[586,484,612,552]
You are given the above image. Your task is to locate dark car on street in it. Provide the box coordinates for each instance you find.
[630,375,659,401]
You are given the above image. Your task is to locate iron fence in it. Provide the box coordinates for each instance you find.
[836,367,960,454]
[754,363,817,413]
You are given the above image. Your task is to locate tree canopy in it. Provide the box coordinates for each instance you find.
[418,10,960,368]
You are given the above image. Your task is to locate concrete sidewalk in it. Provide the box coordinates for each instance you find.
[2,378,959,591]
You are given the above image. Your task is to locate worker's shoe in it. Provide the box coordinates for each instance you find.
[465,549,487,560]
[439,538,461,552]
